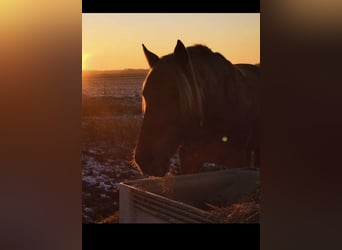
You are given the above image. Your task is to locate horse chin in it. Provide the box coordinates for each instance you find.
[145,162,169,177]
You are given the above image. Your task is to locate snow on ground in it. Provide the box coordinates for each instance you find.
[82,149,181,223]
[82,153,142,223]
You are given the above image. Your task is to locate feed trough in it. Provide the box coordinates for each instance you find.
[119,167,259,223]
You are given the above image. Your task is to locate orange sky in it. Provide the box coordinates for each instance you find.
[82,13,260,71]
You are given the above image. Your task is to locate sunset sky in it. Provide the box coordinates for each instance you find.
[82,13,260,71]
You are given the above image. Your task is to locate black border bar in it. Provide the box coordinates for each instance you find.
[82,0,260,13]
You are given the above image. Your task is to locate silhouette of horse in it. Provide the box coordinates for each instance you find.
[133,40,259,177]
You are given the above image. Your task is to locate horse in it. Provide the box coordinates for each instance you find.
[132,40,260,177]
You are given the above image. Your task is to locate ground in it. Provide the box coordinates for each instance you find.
[82,95,142,223]
[82,95,180,223]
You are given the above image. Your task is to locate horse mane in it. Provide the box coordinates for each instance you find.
[176,44,242,123]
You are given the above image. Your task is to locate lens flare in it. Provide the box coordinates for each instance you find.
[222,136,228,142]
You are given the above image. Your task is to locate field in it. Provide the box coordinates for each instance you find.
[82,70,143,223]
[82,96,141,223]
[82,70,181,223]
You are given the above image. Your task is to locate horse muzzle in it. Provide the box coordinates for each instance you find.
[134,153,169,177]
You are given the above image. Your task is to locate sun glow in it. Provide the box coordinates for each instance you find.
[82,14,260,70]
[82,54,89,70]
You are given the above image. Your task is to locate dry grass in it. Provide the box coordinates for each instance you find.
[98,211,120,224]
[82,95,141,117]
[82,96,142,163]
[159,174,175,194]
[207,184,260,223]
[83,118,142,152]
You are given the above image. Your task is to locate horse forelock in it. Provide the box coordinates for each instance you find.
[175,53,204,122]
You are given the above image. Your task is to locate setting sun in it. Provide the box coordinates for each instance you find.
[82,53,88,70]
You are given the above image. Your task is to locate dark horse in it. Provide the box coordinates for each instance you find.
[133,40,259,177]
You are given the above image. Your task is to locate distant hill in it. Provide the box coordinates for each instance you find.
[82,69,149,79]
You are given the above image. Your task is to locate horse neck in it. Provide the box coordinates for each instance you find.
[186,63,255,142]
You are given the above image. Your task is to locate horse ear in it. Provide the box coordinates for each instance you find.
[142,44,159,68]
[174,39,189,68]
